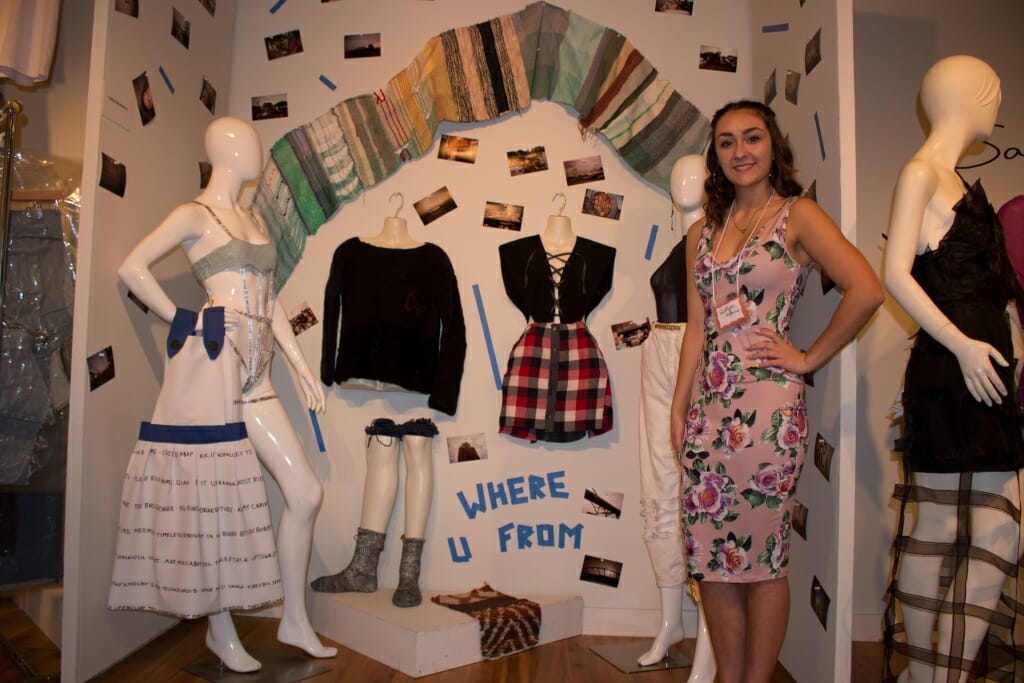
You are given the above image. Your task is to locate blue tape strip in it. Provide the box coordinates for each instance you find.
[158,65,174,94]
[319,74,337,91]
[309,410,326,452]
[269,0,287,13]
[762,23,789,33]
[814,111,826,161]
[473,284,502,390]
[645,224,658,261]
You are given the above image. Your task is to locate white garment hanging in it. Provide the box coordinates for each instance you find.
[0,0,60,86]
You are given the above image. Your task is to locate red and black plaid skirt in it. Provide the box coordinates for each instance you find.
[499,321,613,443]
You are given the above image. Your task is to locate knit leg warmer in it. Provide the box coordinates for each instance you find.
[310,527,386,593]
[392,536,425,607]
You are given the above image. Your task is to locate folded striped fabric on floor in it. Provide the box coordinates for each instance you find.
[431,583,542,659]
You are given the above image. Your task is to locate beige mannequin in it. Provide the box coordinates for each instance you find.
[541,192,576,254]
[636,154,715,681]
[883,55,1021,683]
[118,117,336,671]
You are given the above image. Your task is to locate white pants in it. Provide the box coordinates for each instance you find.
[638,323,686,587]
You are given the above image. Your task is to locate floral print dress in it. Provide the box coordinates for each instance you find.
[681,197,811,583]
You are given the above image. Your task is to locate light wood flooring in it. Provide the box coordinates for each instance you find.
[1,598,895,682]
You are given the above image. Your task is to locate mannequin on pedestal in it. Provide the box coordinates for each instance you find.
[115,117,337,672]
[636,154,715,681]
[882,55,1023,682]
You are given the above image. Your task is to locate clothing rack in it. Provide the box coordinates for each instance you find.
[0,99,23,334]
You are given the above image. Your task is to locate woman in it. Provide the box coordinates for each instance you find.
[669,100,882,682]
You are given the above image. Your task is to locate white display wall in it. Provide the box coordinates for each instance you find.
[66,1,855,680]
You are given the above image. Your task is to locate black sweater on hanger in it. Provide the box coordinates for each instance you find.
[320,237,466,415]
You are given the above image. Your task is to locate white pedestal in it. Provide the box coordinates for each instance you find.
[310,589,584,677]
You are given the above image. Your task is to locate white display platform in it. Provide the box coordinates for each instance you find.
[310,589,583,677]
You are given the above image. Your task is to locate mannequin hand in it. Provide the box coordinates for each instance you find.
[950,337,1008,406]
[746,327,810,375]
[300,370,326,414]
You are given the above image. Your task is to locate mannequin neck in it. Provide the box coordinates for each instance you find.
[365,215,421,248]
[918,119,980,168]
[196,167,244,208]
[542,214,575,253]
[679,207,705,231]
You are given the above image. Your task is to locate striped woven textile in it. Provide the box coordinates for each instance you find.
[431,583,541,660]
[256,1,709,288]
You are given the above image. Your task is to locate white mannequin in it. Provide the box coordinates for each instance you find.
[636,154,715,682]
[118,117,337,671]
[883,55,1021,683]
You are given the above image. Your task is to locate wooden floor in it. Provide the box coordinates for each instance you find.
[0,598,894,682]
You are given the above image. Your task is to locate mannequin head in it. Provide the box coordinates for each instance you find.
[670,153,706,213]
[205,117,262,180]
[920,55,1001,141]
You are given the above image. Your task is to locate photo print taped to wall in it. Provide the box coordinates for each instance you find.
[810,576,831,630]
[611,319,651,349]
[654,0,693,15]
[507,146,549,176]
[564,155,605,186]
[699,44,738,73]
[251,93,288,121]
[580,554,623,588]
[344,33,381,59]
[764,68,777,106]
[132,71,155,126]
[446,433,487,464]
[88,346,116,391]
[581,488,623,519]
[100,153,127,198]
[414,186,457,226]
[805,28,822,75]
[438,134,478,164]
[288,301,318,336]
[583,189,623,220]
[813,432,834,482]
[265,29,304,61]
[483,202,523,231]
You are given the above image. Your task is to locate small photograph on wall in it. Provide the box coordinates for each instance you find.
[198,161,212,189]
[785,70,801,105]
[88,346,116,391]
[482,202,524,231]
[99,153,127,197]
[611,319,650,349]
[171,8,191,48]
[654,0,693,15]
[265,29,304,61]
[813,432,834,481]
[580,555,623,588]
[792,499,808,540]
[414,186,457,225]
[446,433,488,463]
[507,146,548,176]
[564,155,605,186]
[764,68,777,106]
[804,179,817,202]
[114,0,139,17]
[198,0,215,16]
[288,302,318,336]
[199,77,217,114]
[251,93,288,121]
[582,189,623,220]
[810,576,831,630]
[438,134,478,164]
[805,28,822,75]
[132,72,156,126]
[581,488,624,518]
[699,45,738,73]
[344,33,382,59]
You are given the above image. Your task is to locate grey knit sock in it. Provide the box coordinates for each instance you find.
[392,536,425,607]
[310,527,386,593]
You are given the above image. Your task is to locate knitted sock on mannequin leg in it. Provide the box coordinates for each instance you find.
[310,528,386,593]
[392,536,425,607]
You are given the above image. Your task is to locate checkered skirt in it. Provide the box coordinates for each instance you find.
[499,321,612,442]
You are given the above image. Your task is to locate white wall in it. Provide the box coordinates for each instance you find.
[852,0,1024,642]
[224,0,753,637]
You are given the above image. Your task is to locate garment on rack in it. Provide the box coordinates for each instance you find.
[108,308,282,618]
[320,237,466,416]
[497,235,614,442]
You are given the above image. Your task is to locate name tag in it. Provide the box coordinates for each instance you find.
[714,296,747,331]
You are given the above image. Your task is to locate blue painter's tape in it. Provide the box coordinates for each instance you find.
[158,65,174,94]
[473,284,502,390]
[309,410,326,452]
[319,74,337,91]
[645,224,658,261]
[762,23,789,33]
[269,0,287,13]
[814,111,826,161]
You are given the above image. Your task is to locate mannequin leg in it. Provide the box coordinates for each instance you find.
[638,585,685,666]
[245,400,337,658]
[310,431,399,592]
[393,434,434,607]
[896,472,959,683]
[689,586,716,683]
[206,611,260,672]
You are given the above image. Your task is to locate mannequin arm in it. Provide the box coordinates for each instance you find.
[271,300,326,413]
[670,219,708,453]
[883,161,1008,405]
[117,203,206,323]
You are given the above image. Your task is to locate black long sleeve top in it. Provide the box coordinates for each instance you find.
[320,238,466,415]
[498,235,615,323]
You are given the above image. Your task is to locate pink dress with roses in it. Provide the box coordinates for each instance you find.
[681,197,811,583]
